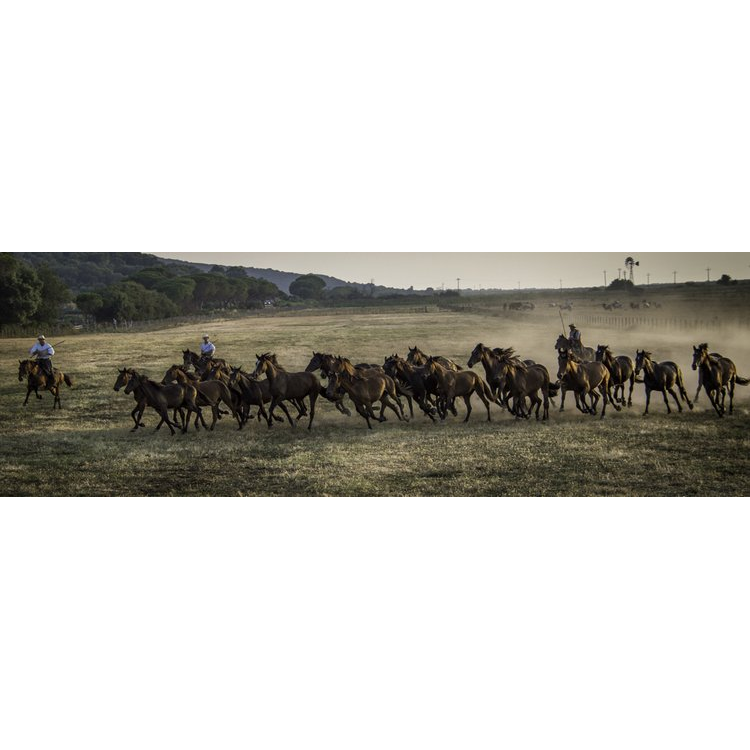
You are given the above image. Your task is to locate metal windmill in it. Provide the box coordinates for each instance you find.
[624,256,639,283]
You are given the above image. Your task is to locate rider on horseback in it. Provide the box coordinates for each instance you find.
[568,324,584,356]
[199,335,216,367]
[29,335,55,378]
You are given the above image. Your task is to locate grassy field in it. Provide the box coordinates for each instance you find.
[1,306,749,496]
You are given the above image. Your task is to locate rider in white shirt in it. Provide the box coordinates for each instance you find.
[29,335,55,377]
[200,335,216,359]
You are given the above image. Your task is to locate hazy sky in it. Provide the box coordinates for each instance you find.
[155,252,750,290]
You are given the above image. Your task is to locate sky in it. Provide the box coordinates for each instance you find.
[154,251,750,291]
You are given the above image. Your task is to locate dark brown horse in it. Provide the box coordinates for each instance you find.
[555,334,594,362]
[383,355,438,421]
[422,357,496,422]
[634,350,693,415]
[18,359,72,409]
[325,357,406,429]
[114,368,149,430]
[162,365,240,429]
[122,369,204,435]
[557,349,618,418]
[251,353,320,429]
[595,345,635,407]
[691,343,749,416]
[182,348,228,374]
[492,350,554,420]
[407,346,463,371]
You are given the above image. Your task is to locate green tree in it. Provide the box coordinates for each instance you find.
[289,274,326,300]
[0,253,42,324]
[155,276,197,305]
[75,292,104,319]
[32,263,72,323]
[717,274,732,285]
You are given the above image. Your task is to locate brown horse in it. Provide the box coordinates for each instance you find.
[407,346,463,371]
[182,349,228,374]
[557,349,618,418]
[325,357,406,429]
[162,365,240,430]
[114,368,149,430]
[691,343,749,416]
[122,369,204,435]
[422,357,496,422]
[383,355,439,421]
[634,350,693,415]
[555,334,594,362]
[251,353,320,429]
[595,345,635,407]
[18,359,72,409]
[492,350,553,420]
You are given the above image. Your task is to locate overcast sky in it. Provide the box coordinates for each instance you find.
[154,251,750,290]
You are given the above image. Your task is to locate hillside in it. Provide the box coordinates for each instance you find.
[14,252,394,295]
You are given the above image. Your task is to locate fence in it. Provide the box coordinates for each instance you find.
[578,314,749,331]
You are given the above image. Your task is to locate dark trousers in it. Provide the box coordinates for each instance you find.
[38,359,53,377]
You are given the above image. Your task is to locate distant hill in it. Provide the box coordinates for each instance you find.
[14,252,393,295]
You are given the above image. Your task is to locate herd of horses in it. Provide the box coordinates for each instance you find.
[17,337,749,433]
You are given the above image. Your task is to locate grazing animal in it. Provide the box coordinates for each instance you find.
[595,345,636,407]
[422,356,496,422]
[407,346,463,371]
[556,349,618,419]
[634,350,693,415]
[18,359,72,409]
[691,343,749,416]
[554,334,594,362]
[251,353,320,429]
[326,357,406,429]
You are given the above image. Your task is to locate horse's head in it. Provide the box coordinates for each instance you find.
[634,350,650,376]
[324,368,342,399]
[182,349,194,367]
[692,343,709,371]
[595,345,609,363]
[18,359,31,381]
[228,365,243,385]
[423,356,441,375]
[162,364,181,384]
[305,352,323,373]
[117,368,141,394]
[252,353,273,379]
[383,355,401,378]
[554,334,568,350]
[407,346,426,365]
[556,349,573,379]
[467,343,485,369]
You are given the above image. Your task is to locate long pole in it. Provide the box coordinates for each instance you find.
[559,309,566,334]
[603,270,607,286]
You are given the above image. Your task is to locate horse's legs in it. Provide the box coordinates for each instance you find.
[728,379,735,414]
[559,386,567,412]
[643,387,651,415]
[457,394,470,422]
[667,386,683,412]
[307,390,317,430]
[475,386,491,422]
[661,388,672,414]
[275,398,295,427]
[598,386,608,419]
[627,375,634,407]
[589,390,600,416]
[381,394,403,421]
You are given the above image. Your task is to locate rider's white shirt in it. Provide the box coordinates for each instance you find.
[200,343,215,355]
[30,343,54,358]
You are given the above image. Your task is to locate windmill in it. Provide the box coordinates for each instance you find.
[624,256,639,283]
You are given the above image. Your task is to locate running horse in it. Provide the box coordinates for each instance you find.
[691,343,749,417]
[634,350,693,415]
[182,348,228,374]
[18,359,73,409]
[595,345,636,407]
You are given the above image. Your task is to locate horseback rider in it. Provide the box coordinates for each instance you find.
[29,335,55,377]
[568,324,583,354]
[199,335,216,363]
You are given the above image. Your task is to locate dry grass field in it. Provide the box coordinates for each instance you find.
[1,304,749,496]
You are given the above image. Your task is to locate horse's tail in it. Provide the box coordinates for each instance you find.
[481,378,501,405]
[63,373,73,388]
[735,375,750,386]
[548,381,560,398]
